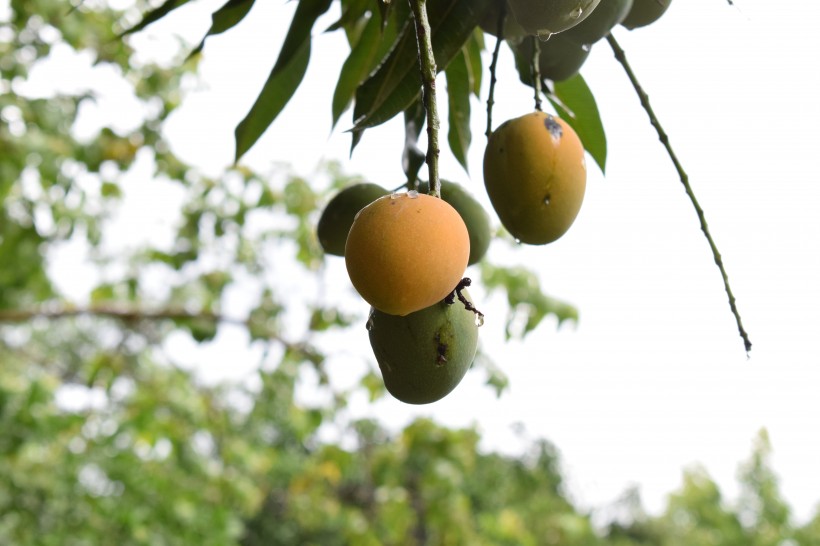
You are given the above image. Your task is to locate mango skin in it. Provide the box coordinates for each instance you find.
[479,0,528,40]
[564,0,633,44]
[483,112,586,245]
[621,0,672,29]
[345,193,470,316]
[368,290,479,405]
[317,183,389,256]
[512,33,590,83]
[507,0,601,37]
[418,180,492,265]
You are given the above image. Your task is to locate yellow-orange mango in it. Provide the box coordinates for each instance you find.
[345,192,470,316]
[483,112,586,245]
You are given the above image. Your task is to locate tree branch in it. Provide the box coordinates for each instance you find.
[606,33,752,354]
[485,1,506,138]
[408,0,440,197]
[0,304,308,352]
[530,37,543,111]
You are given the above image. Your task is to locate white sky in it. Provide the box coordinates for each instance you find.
[15,0,820,524]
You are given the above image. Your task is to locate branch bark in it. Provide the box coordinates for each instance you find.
[408,0,440,197]
[606,33,751,354]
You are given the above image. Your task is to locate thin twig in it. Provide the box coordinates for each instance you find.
[485,1,506,138]
[606,34,751,354]
[408,0,440,198]
[530,37,543,111]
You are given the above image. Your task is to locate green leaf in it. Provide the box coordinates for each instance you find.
[119,0,192,37]
[234,0,333,161]
[445,47,472,173]
[188,0,255,59]
[325,0,369,33]
[465,29,484,97]
[402,99,426,183]
[481,262,578,340]
[350,0,492,140]
[548,74,607,174]
[331,14,384,128]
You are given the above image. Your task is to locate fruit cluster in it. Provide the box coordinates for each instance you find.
[314,0,673,404]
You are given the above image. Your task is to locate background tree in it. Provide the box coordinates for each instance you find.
[2,0,819,545]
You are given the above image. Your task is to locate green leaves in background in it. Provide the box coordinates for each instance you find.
[330,7,402,129]
[234,0,333,161]
[118,0,193,37]
[548,74,607,173]
[445,47,472,173]
[188,0,256,59]
[481,262,578,340]
[350,0,491,141]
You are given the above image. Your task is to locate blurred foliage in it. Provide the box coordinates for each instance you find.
[0,1,818,545]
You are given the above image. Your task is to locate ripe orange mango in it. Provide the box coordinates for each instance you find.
[345,192,470,316]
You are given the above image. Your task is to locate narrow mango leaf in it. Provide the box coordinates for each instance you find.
[325,0,369,33]
[234,0,332,161]
[331,10,401,128]
[376,0,394,30]
[235,41,311,162]
[445,48,472,173]
[119,0,191,37]
[402,99,426,183]
[351,0,492,138]
[188,0,255,59]
[548,74,607,173]
[465,29,484,97]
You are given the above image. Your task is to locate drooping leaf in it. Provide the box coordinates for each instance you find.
[465,28,484,97]
[350,0,492,145]
[402,99,426,183]
[445,47,472,173]
[234,0,333,161]
[331,10,402,128]
[119,0,192,37]
[325,0,369,34]
[548,74,607,173]
[188,0,256,59]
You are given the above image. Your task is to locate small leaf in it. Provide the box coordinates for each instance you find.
[234,0,332,161]
[350,0,492,140]
[331,14,384,128]
[188,0,255,58]
[465,29,484,97]
[119,0,192,37]
[445,47,472,173]
[548,74,607,173]
[325,0,369,33]
[402,99,426,183]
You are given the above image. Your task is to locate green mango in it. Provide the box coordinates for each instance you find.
[507,0,601,38]
[563,0,633,45]
[512,33,590,84]
[479,0,528,40]
[419,180,492,265]
[368,290,480,404]
[316,183,388,256]
[621,0,672,29]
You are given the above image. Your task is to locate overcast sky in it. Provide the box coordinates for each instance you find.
[21,0,820,523]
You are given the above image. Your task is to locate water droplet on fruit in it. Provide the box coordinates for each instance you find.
[543,195,551,205]
[570,6,583,19]
[514,238,522,245]
[581,43,591,52]
[390,192,401,200]
[407,190,419,199]
[474,313,485,327]
[536,29,553,41]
